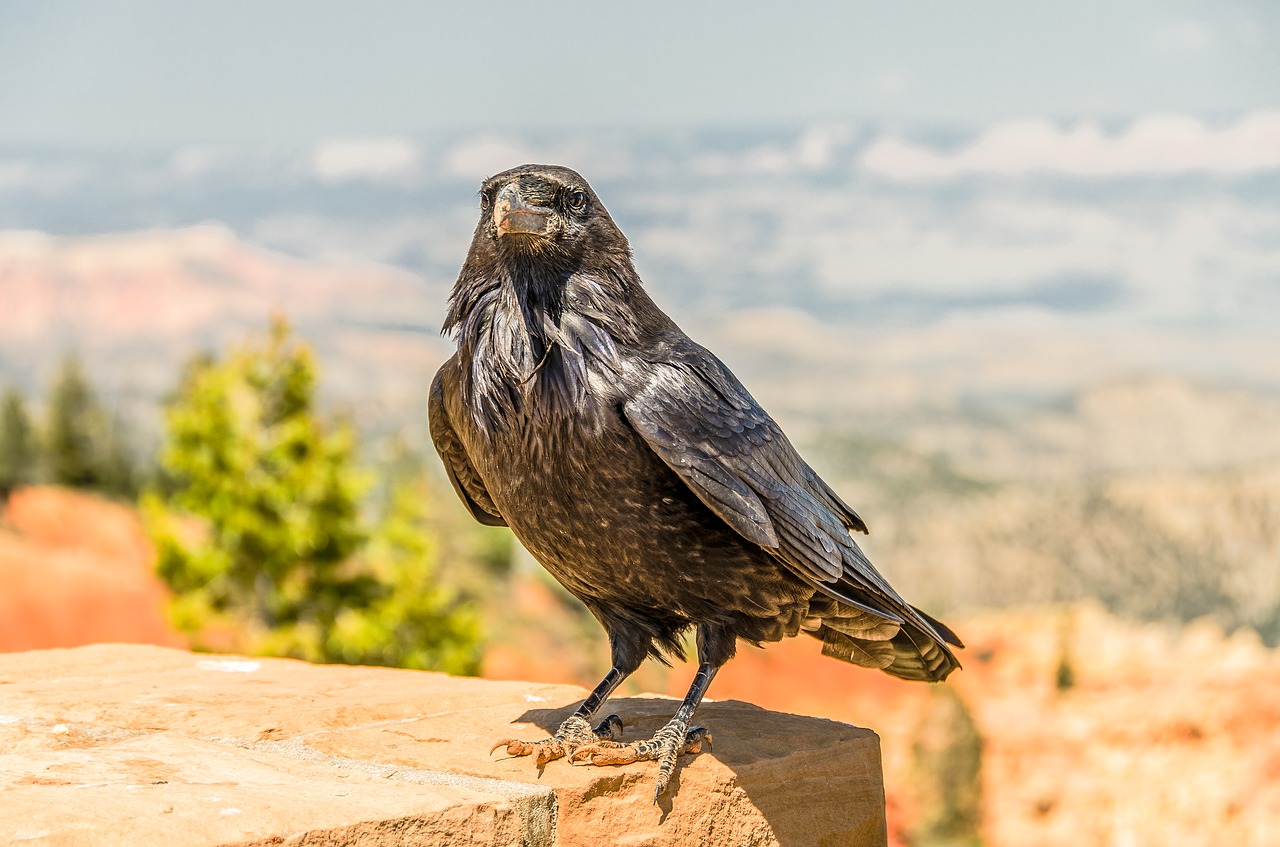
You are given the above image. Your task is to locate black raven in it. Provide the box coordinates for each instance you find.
[430,164,962,800]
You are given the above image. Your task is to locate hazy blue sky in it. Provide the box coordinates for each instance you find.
[1,0,1276,149]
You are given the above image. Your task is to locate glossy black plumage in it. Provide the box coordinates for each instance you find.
[430,164,961,796]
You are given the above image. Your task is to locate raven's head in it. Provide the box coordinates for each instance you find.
[445,165,668,425]
[473,164,630,270]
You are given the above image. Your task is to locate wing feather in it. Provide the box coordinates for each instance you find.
[429,368,507,527]
[622,342,957,677]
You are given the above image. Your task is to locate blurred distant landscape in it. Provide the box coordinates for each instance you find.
[4,113,1280,417]
[3,113,1280,845]
[4,113,1279,630]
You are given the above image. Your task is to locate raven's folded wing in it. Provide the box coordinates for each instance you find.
[622,341,959,668]
[429,368,507,527]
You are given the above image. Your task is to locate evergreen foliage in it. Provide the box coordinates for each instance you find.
[46,356,107,488]
[321,472,483,672]
[1055,648,1076,692]
[0,387,36,496]
[37,356,142,498]
[145,319,482,674]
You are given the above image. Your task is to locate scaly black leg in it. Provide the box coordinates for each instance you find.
[491,665,629,765]
[570,661,717,800]
[570,623,731,801]
[492,623,647,766]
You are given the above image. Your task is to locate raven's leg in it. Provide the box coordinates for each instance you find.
[491,627,645,766]
[570,623,730,800]
[491,667,629,765]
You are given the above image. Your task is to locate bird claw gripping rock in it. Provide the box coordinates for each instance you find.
[570,722,712,800]
[490,713,623,766]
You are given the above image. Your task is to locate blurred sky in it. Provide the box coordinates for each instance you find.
[1,0,1276,149]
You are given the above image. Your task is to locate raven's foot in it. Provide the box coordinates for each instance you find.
[491,714,623,766]
[569,718,712,800]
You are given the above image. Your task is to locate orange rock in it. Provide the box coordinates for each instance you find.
[0,487,182,651]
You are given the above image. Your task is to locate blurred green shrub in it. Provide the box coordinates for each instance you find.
[143,318,482,675]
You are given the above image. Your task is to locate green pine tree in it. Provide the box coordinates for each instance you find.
[145,318,482,673]
[45,355,108,489]
[0,387,36,496]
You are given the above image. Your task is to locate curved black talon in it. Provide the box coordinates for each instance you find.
[594,714,624,741]
[686,725,711,751]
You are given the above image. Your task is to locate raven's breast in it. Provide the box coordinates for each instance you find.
[472,394,811,637]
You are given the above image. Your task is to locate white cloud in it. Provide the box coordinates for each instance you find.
[443,137,542,182]
[864,67,914,99]
[168,147,226,180]
[632,175,1280,328]
[804,196,1280,316]
[1147,20,1218,56]
[693,124,854,177]
[442,136,639,183]
[441,126,861,188]
[310,138,422,183]
[0,159,90,194]
[860,110,1280,180]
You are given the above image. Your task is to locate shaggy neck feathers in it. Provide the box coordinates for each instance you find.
[444,254,652,432]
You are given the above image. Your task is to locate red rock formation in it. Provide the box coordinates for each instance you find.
[0,486,182,651]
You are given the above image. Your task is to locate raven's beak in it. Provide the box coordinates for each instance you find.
[493,183,550,237]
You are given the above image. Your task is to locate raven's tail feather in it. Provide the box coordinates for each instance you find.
[915,606,965,648]
[882,618,961,682]
[807,605,962,682]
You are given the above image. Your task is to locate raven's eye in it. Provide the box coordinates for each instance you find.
[566,190,588,214]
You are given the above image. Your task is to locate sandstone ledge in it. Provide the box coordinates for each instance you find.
[0,644,887,846]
